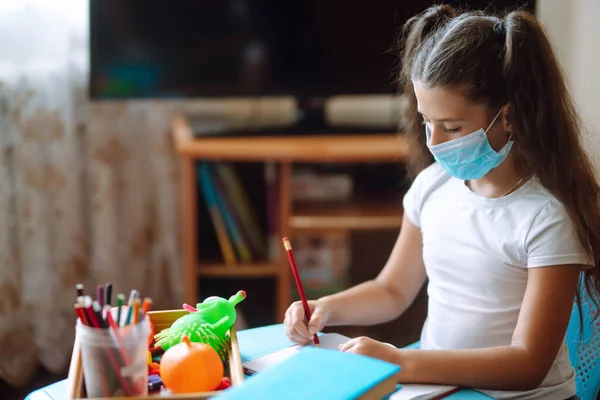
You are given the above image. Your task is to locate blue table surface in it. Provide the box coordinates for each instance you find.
[25,324,491,399]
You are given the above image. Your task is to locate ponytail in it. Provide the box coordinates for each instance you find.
[503,11,600,314]
[502,11,573,174]
[397,5,456,178]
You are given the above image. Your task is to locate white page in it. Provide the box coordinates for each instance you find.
[390,384,458,400]
[311,332,351,349]
[242,333,351,374]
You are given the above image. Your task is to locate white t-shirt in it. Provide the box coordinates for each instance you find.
[403,162,592,400]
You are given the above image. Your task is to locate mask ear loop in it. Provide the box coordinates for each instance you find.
[485,108,512,147]
[484,108,504,133]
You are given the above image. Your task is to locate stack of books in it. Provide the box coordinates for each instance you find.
[198,162,269,265]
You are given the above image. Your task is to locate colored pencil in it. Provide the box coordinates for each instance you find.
[93,301,106,328]
[97,284,105,307]
[282,237,320,346]
[83,297,97,327]
[141,297,152,319]
[123,305,133,326]
[105,283,113,306]
[124,290,138,326]
[132,298,140,325]
[75,285,153,396]
[116,294,125,326]
[105,310,129,362]
[104,307,135,379]
[127,289,139,306]
[76,283,84,298]
[74,303,88,326]
[101,305,135,396]
[81,297,112,396]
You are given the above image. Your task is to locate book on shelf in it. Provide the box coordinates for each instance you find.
[215,163,267,259]
[198,161,267,265]
[208,164,252,263]
[264,162,279,261]
[198,162,237,265]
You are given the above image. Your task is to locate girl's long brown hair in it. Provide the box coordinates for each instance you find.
[398,5,600,316]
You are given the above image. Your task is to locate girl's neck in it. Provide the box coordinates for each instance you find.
[465,152,529,198]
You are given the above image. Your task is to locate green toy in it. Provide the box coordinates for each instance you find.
[154,290,246,361]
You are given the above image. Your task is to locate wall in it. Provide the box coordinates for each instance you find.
[537,0,600,169]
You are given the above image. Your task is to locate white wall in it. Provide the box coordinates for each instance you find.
[537,0,600,170]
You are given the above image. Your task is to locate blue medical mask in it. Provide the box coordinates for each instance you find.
[425,109,513,180]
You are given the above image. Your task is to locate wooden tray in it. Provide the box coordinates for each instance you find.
[67,309,244,399]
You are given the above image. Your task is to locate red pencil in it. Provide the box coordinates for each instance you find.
[104,306,138,395]
[83,297,100,328]
[81,297,112,397]
[105,309,130,364]
[86,303,133,396]
[74,303,88,326]
[282,237,320,346]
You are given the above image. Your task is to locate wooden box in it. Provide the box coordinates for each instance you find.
[67,309,244,399]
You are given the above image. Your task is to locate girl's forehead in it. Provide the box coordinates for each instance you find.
[413,80,484,118]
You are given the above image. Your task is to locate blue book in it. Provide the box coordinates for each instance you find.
[213,347,400,400]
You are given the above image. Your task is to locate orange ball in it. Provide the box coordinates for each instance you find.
[160,335,224,393]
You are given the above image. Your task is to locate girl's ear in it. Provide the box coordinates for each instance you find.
[502,104,513,133]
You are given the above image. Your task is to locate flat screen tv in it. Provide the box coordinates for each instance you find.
[89,0,535,100]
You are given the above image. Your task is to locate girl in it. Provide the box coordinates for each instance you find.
[284,5,600,400]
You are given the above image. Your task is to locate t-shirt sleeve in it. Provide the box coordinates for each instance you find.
[402,175,422,228]
[525,198,593,268]
[402,164,437,228]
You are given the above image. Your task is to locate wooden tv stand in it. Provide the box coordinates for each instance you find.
[171,114,410,321]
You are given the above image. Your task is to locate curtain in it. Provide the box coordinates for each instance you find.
[0,1,184,387]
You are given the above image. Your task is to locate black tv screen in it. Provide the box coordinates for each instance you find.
[89,0,535,99]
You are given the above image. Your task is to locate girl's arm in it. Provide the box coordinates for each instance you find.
[392,264,580,390]
[319,214,427,327]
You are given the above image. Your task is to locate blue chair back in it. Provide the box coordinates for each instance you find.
[566,280,600,400]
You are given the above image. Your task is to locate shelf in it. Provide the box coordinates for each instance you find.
[290,199,403,231]
[198,263,280,278]
[172,114,409,163]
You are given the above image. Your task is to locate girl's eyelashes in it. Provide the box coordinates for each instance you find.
[421,120,462,134]
[420,115,461,133]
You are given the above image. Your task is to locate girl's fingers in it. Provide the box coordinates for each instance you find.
[338,337,357,352]
[290,303,312,340]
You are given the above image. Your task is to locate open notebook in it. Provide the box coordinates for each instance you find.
[242,333,459,400]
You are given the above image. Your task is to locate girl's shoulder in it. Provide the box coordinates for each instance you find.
[410,162,452,195]
[403,163,452,227]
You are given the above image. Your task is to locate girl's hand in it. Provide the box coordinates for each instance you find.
[339,336,402,366]
[284,299,331,345]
